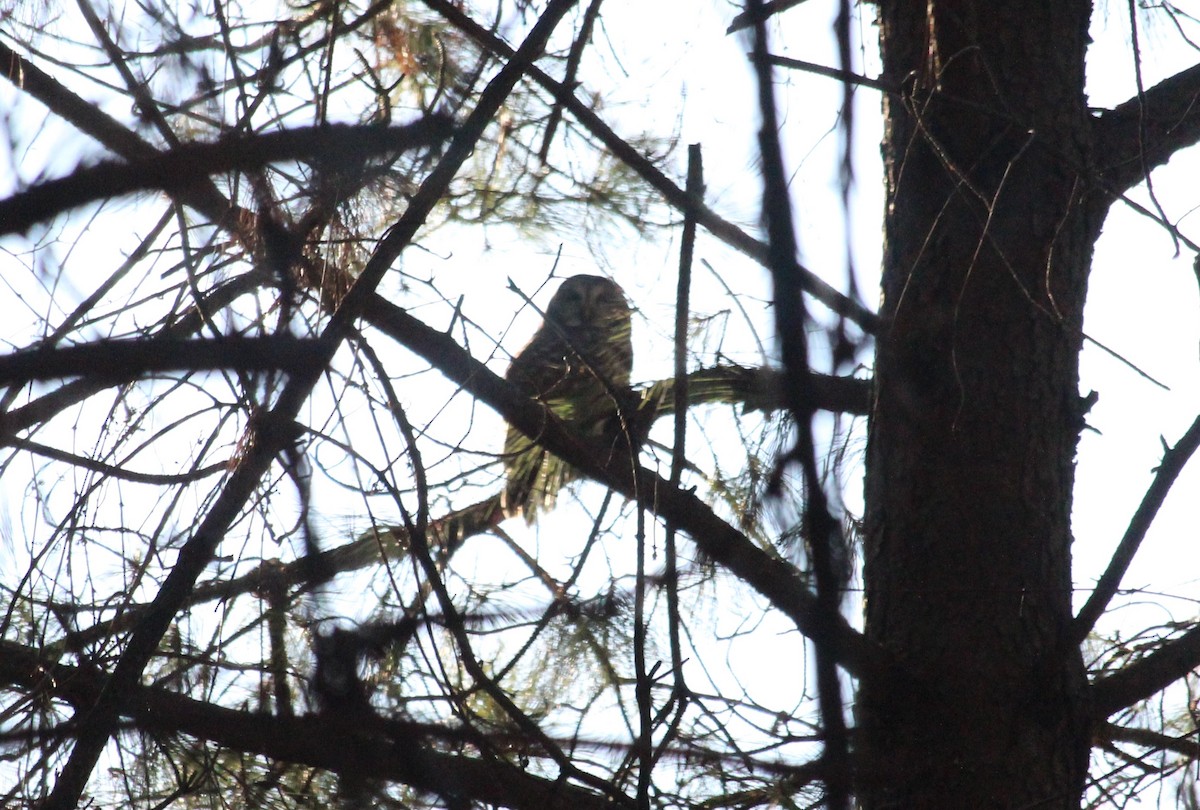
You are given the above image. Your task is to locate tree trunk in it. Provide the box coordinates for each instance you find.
[860,2,1096,806]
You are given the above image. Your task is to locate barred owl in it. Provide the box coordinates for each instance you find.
[502,275,635,522]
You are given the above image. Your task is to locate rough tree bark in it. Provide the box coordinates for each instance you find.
[860,2,1095,806]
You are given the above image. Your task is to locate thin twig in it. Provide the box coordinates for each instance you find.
[747,3,851,807]
[36,3,577,805]
[1074,412,1200,641]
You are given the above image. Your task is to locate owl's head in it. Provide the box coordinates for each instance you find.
[544,274,630,328]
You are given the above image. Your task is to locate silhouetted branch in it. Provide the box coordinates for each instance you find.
[420,0,880,334]
[1091,623,1200,718]
[1074,412,1200,642]
[1,436,227,484]
[1093,62,1200,199]
[359,293,896,684]
[0,639,625,810]
[1101,721,1200,760]
[0,40,157,159]
[748,4,849,806]
[0,336,325,385]
[652,365,870,417]
[0,274,264,437]
[767,54,894,94]
[0,118,453,237]
[726,0,812,34]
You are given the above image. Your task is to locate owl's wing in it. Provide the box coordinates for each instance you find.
[501,301,637,523]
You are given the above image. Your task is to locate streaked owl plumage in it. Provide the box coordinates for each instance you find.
[502,275,634,522]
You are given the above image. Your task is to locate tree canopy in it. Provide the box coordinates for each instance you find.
[3,1,1200,808]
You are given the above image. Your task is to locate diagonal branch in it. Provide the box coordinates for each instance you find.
[0,39,157,159]
[359,293,895,683]
[1091,623,1200,718]
[1093,62,1200,199]
[420,0,880,334]
[37,3,580,807]
[1073,412,1200,642]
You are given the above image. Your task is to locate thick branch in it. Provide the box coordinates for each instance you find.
[657,365,871,417]
[0,640,621,810]
[1093,62,1200,199]
[1101,721,1200,760]
[0,274,264,437]
[0,335,324,385]
[360,294,894,682]
[0,119,453,238]
[0,39,252,238]
[1091,623,1200,718]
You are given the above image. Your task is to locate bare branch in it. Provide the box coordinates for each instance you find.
[359,292,896,684]
[0,639,625,810]
[767,54,894,94]
[0,119,453,238]
[0,336,325,385]
[748,4,849,805]
[1074,412,1200,642]
[1093,62,1200,199]
[420,0,880,334]
[37,3,579,805]
[1092,623,1200,718]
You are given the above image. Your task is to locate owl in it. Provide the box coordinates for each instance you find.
[502,274,635,522]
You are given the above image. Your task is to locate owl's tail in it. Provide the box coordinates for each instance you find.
[500,387,659,523]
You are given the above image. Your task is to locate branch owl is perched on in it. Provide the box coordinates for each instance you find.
[502,274,635,522]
